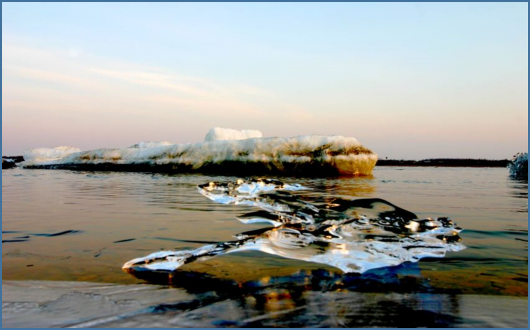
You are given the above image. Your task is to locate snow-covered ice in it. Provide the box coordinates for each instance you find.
[23,134,378,176]
[129,141,173,149]
[23,146,81,162]
[204,127,262,142]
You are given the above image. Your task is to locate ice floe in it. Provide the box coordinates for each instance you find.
[23,135,378,176]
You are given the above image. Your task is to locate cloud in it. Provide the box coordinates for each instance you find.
[2,41,275,117]
[2,39,312,154]
[4,65,100,88]
[68,48,83,58]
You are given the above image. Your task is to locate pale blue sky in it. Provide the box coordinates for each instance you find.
[2,2,528,159]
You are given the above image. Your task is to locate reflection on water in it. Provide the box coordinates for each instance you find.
[307,175,377,199]
[134,265,451,327]
[63,264,526,328]
[508,177,528,213]
[2,167,528,299]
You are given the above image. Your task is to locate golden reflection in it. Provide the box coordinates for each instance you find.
[333,243,349,255]
[262,289,295,314]
[259,276,271,286]
[316,176,376,199]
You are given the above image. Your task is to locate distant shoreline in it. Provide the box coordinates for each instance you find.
[376,159,509,167]
[4,155,511,169]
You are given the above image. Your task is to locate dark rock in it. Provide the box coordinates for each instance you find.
[2,158,16,169]
[2,155,25,163]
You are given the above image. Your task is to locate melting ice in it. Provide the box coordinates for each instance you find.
[123,178,465,275]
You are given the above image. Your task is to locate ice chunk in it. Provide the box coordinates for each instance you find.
[123,178,465,276]
[508,152,528,179]
[198,178,308,207]
[204,127,262,142]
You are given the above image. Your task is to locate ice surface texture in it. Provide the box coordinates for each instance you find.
[23,135,378,176]
[123,178,465,276]
[129,141,173,149]
[23,146,81,161]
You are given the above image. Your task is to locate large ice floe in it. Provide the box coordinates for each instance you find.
[22,129,378,176]
[123,178,465,276]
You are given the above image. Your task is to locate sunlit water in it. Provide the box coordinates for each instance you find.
[2,167,528,308]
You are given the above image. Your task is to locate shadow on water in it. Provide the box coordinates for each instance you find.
[129,262,436,294]
[2,229,82,243]
[123,264,472,327]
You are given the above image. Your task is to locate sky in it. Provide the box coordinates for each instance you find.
[2,2,528,159]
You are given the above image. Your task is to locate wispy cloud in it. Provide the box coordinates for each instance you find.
[2,39,311,153]
[4,65,100,88]
[3,43,274,114]
[88,68,211,96]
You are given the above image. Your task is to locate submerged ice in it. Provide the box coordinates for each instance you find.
[123,178,465,275]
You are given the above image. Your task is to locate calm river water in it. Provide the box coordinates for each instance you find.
[2,166,527,326]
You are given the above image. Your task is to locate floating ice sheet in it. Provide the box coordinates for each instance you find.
[198,178,309,212]
[23,135,378,176]
[123,179,465,275]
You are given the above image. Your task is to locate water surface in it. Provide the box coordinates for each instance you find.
[2,167,527,297]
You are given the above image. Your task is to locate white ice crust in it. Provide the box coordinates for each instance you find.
[199,179,308,209]
[130,141,173,149]
[23,146,81,162]
[204,127,262,142]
